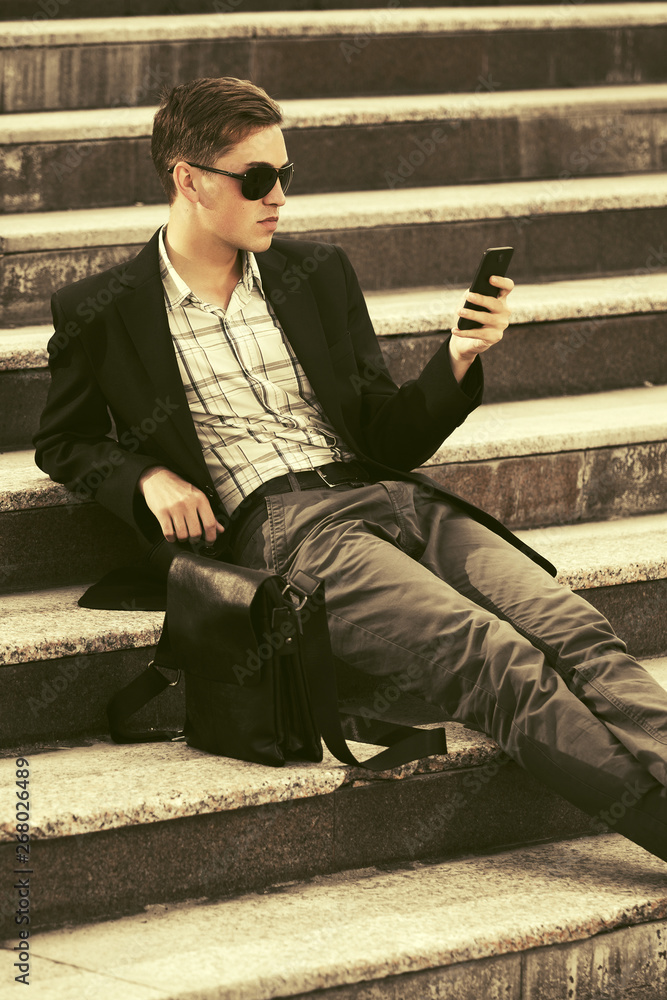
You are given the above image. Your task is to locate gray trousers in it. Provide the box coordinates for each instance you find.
[234,479,667,862]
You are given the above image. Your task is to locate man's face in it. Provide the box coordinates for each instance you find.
[186,124,289,255]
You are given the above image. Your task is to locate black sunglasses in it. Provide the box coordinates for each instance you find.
[167,161,294,200]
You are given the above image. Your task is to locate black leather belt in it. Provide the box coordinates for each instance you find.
[249,460,372,499]
[224,461,375,558]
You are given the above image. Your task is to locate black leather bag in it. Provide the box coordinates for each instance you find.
[108,552,449,770]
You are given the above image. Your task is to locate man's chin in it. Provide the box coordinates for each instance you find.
[248,232,276,253]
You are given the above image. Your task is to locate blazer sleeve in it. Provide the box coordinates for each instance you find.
[336,246,483,471]
[33,292,163,532]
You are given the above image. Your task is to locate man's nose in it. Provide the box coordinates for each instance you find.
[265,178,287,206]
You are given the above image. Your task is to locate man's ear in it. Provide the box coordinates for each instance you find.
[171,163,201,205]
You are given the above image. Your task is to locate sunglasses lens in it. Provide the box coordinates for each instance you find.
[242,167,275,200]
[241,164,294,200]
[279,163,294,194]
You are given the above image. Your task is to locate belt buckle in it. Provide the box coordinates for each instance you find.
[315,467,340,488]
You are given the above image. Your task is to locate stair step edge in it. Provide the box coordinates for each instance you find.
[4,5,667,48]
[5,84,667,143]
[2,174,667,252]
[1,517,666,666]
[2,833,665,1000]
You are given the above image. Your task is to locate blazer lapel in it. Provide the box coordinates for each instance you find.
[258,247,348,435]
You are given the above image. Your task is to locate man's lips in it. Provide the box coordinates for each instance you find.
[260,216,279,226]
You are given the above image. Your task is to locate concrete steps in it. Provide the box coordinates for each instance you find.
[2,173,666,324]
[1,516,665,749]
[0,657,665,935]
[2,273,666,449]
[430,384,667,529]
[4,84,667,211]
[1,2,666,970]
[372,274,667,403]
[0,727,590,935]
[5,0,662,18]
[1,833,666,997]
[3,6,667,112]
[3,384,666,590]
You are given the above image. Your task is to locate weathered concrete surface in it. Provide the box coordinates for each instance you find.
[4,85,667,211]
[3,13,667,111]
[2,834,665,998]
[2,176,666,321]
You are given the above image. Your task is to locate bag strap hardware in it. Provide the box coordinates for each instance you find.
[283,569,322,599]
[280,583,309,612]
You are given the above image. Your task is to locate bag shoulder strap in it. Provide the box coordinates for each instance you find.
[107,586,448,769]
[107,617,184,743]
[297,580,447,771]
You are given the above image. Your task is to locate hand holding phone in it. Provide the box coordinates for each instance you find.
[458,246,514,330]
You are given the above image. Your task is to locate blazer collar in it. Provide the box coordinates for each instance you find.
[115,232,348,471]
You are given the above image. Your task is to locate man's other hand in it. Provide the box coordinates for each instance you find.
[449,275,514,382]
[138,466,225,543]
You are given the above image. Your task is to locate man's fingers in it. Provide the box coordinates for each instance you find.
[489,275,514,295]
[197,504,224,544]
[158,515,177,543]
[463,291,505,313]
[140,468,226,543]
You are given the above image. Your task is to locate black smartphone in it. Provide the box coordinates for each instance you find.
[458,246,514,330]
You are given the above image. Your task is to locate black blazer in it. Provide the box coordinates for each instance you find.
[34,230,555,577]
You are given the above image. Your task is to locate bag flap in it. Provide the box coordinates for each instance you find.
[167,552,284,687]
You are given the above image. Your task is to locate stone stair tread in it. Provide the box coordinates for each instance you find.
[3,384,665,509]
[517,511,667,589]
[365,272,667,334]
[1,515,666,667]
[0,449,80,511]
[4,3,667,48]
[430,383,667,464]
[0,725,504,842]
[0,325,52,370]
[0,657,664,843]
[2,832,666,1000]
[0,584,163,666]
[4,272,666,370]
[5,83,667,143]
[2,173,666,252]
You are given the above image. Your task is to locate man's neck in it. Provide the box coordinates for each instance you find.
[163,214,243,310]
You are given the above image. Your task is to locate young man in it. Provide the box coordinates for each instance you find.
[34,77,667,862]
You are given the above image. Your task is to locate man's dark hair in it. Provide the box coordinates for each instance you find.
[152,77,283,204]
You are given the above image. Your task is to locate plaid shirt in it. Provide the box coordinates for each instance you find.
[159,228,355,514]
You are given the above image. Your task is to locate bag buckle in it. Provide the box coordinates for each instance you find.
[149,660,181,687]
[281,583,308,612]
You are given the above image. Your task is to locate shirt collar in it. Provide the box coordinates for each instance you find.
[158,225,264,310]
